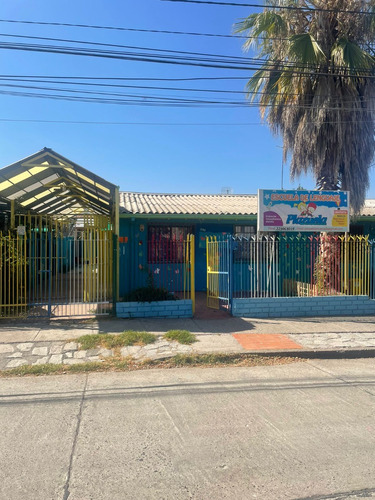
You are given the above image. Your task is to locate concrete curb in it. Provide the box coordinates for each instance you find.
[152,348,375,361]
[2,341,375,359]
[232,348,375,359]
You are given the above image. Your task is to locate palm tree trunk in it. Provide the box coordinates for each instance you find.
[314,172,341,295]
[314,235,341,295]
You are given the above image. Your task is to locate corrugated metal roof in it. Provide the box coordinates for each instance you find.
[119,191,375,217]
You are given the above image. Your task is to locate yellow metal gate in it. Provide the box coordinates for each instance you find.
[0,219,114,319]
[184,234,195,314]
[0,231,27,317]
[206,236,231,310]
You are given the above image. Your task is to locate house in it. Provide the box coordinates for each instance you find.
[118,191,375,297]
[2,147,375,319]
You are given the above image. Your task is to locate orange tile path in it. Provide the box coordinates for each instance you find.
[232,333,303,350]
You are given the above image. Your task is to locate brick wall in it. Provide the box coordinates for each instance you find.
[116,299,192,318]
[232,296,375,318]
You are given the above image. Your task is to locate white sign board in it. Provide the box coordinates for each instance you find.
[258,189,350,232]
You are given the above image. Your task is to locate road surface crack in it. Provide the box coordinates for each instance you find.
[307,360,375,399]
[62,374,88,500]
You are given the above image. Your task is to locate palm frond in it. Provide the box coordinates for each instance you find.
[236,0,375,213]
[331,38,375,74]
[233,12,287,51]
[289,34,326,65]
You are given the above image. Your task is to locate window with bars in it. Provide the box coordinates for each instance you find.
[350,224,364,235]
[234,225,256,238]
[233,226,256,261]
[148,225,193,263]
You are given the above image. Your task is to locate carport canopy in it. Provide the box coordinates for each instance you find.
[0,148,117,217]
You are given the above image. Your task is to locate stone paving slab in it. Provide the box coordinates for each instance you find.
[1,328,375,370]
[0,338,196,370]
[1,316,375,370]
[287,332,375,350]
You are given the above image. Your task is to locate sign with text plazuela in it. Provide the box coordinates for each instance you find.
[257,189,350,232]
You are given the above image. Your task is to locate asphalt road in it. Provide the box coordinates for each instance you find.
[1,359,375,500]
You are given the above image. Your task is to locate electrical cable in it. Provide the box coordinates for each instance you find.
[0,74,249,81]
[0,18,240,38]
[2,40,375,77]
[2,79,375,104]
[161,0,375,16]
[0,118,373,125]
[0,33,254,62]
[2,87,375,110]
[1,33,374,74]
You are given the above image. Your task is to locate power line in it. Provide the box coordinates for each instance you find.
[0,83,247,102]
[2,87,375,110]
[0,74,249,81]
[0,79,249,95]
[0,18,239,38]
[0,89,250,107]
[0,35,338,73]
[2,40,375,77]
[2,33,374,74]
[0,118,263,125]
[0,118,373,125]
[162,0,375,16]
[2,79,375,103]
[0,21,303,44]
[0,33,252,62]
[0,41,263,71]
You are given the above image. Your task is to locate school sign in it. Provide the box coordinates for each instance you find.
[258,189,350,232]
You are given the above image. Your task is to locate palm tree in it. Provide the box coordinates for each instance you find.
[234,0,375,213]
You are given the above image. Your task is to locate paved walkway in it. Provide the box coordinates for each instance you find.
[0,316,375,369]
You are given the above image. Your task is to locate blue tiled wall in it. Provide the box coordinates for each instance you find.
[116,299,192,318]
[232,296,375,318]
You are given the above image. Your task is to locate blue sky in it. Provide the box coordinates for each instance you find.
[0,0,372,196]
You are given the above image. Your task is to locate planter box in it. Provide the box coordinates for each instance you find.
[116,299,192,318]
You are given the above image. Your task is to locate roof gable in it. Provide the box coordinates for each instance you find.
[0,148,117,216]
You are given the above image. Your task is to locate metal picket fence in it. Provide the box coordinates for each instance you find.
[206,235,375,309]
[0,225,114,319]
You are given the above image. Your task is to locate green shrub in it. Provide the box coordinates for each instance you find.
[77,334,103,350]
[123,286,177,302]
[77,331,157,350]
[164,330,197,345]
[111,330,157,347]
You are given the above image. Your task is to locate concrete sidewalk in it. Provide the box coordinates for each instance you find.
[0,315,375,366]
